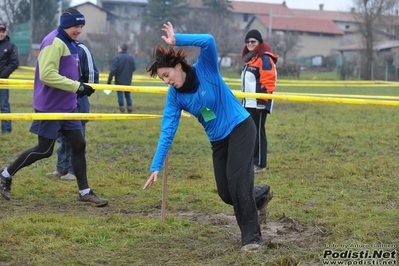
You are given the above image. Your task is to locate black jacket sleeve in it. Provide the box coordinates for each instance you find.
[0,43,19,78]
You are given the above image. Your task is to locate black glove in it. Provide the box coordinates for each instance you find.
[76,83,95,98]
[256,99,267,109]
[256,99,267,113]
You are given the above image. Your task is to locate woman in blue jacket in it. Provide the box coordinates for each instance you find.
[143,22,273,252]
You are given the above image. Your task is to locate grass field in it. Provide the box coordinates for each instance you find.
[0,70,398,265]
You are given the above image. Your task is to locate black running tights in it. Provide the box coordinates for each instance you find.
[7,130,89,190]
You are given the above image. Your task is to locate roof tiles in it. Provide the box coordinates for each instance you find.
[257,14,344,35]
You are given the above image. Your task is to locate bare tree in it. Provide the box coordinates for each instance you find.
[0,0,70,37]
[85,30,124,73]
[138,0,189,63]
[352,0,397,80]
[136,27,169,66]
[268,31,301,66]
[184,14,244,69]
[183,1,244,69]
[0,0,28,30]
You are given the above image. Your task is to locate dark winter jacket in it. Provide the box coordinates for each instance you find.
[76,40,99,125]
[241,42,278,113]
[0,35,19,78]
[107,51,136,85]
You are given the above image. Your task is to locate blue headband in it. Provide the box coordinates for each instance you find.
[59,13,85,29]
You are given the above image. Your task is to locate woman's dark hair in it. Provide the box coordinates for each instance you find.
[146,45,192,78]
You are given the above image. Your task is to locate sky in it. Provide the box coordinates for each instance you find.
[70,0,355,12]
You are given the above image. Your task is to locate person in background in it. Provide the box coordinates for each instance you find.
[46,40,99,181]
[0,8,107,207]
[0,23,19,135]
[107,43,136,113]
[143,22,273,252]
[241,29,278,174]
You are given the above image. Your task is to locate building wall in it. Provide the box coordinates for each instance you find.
[230,12,255,31]
[300,35,341,57]
[248,19,271,42]
[101,1,145,44]
[76,5,108,40]
[341,32,361,46]
[75,1,398,66]
[107,4,142,34]
[335,21,358,32]
[249,17,343,58]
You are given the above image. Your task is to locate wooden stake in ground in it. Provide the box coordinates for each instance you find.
[161,154,169,223]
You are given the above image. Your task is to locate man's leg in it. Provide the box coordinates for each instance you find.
[0,89,12,134]
[56,133,69,175]
[117,91,125,113]
[7,136,56,176]
[62,130,87,189]
[125,92,133,113]
[59,133,76,180]
[62,125,85,180]
[1,136,56,200]
[63,129,108,207]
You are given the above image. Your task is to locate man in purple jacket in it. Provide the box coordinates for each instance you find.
[0,8,108,207]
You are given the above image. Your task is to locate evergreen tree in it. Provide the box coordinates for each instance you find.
[140,0,189,59]
[32,0,59,43]
[143,0,188,28]
[184,0,240,68]
[13,0,30,24]
[1,0,70,42]
[202,0,233,17]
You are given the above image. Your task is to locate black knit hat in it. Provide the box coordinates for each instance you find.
[245,29,263,43]
[59,8,85,29]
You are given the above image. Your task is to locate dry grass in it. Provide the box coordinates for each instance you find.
[0,72,398,265]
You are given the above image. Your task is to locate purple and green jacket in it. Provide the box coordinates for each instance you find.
[33,27,81,112]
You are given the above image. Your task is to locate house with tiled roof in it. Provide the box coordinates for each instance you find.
[223,1,399,63]
[334,40,399,53]
[288,7,398,47]
[68,0,399,70]
[180,1,351,59]
[227,1,355,57]
[97,0,147,45]
[250,14,345,57]
[72,2,117,41]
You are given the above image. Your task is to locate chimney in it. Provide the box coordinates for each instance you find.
[319,4,324,11]
[351,7,356,13]
[282,1,286,7]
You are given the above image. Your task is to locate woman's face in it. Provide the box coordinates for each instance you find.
[245,38,259,52]
[157,64,186,89]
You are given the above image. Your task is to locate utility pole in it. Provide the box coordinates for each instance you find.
[30,0,33,56]
[268,8,272,41]
[58,0,62,25]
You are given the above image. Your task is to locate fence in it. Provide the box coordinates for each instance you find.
[11,22,31,55]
